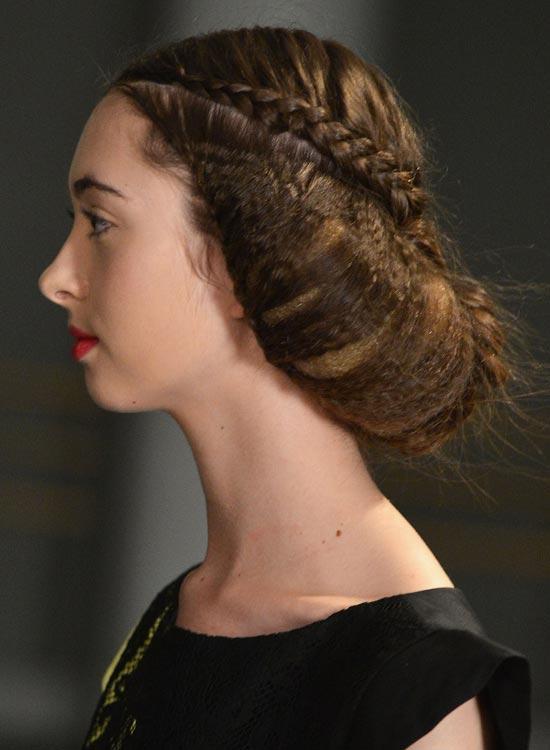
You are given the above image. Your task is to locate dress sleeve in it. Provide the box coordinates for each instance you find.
[346,627,531,750]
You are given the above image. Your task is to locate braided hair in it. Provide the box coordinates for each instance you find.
[102,26,529,461]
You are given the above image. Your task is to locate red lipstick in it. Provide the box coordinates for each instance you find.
[69,324,99,361]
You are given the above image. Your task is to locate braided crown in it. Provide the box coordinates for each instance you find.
[114,49,439,261]
[171,68,423,219]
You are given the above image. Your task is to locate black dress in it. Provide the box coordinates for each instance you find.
[81,561,531,749]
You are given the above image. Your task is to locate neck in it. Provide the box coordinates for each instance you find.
[168,355,389,599]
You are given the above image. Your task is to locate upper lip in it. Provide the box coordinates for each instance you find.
[68,324,98,339]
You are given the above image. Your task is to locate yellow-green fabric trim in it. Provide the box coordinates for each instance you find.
[100,620,139,693]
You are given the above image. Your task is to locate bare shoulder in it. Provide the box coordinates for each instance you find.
[358,498,455,600]
[355,502,497,749]
[293,498,455,623]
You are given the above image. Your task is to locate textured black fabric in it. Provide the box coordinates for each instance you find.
[82,561,531,749]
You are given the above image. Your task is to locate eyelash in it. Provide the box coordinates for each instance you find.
[66,207,111,237]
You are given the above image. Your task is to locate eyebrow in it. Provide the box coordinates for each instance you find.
[70,174,129,200]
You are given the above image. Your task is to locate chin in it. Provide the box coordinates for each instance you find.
[83,374,152,414]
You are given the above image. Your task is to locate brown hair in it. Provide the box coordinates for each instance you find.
[102,26,547,470]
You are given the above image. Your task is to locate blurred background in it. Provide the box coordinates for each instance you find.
[2,1,549,747]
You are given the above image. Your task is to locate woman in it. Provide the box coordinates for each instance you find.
[38,26,531,749]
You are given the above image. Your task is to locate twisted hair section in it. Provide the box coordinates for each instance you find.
[102,25,545,462]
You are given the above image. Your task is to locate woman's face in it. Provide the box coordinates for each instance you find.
[38,91,244,413]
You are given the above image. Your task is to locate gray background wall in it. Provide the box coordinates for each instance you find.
[1,1,548,748]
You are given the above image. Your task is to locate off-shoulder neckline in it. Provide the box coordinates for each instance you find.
[165,563,465,643]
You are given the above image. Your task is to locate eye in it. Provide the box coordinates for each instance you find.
[66,207,112,238]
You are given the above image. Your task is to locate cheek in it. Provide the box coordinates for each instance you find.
[96,250,201,360]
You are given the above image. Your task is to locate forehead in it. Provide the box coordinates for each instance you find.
[67,91,193,235]
[68,93,147,187]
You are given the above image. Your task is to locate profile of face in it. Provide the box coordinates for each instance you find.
[38,92,255,415]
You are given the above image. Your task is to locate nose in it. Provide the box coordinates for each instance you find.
[38,259,89,307]
[38,263,62,304]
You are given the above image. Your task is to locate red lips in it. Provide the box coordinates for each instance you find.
[68,324,99,361]
[69,324,98,339]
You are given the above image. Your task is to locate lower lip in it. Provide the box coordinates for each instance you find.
[72,338,99,361]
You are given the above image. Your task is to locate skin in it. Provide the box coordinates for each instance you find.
[38,90,453,628]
